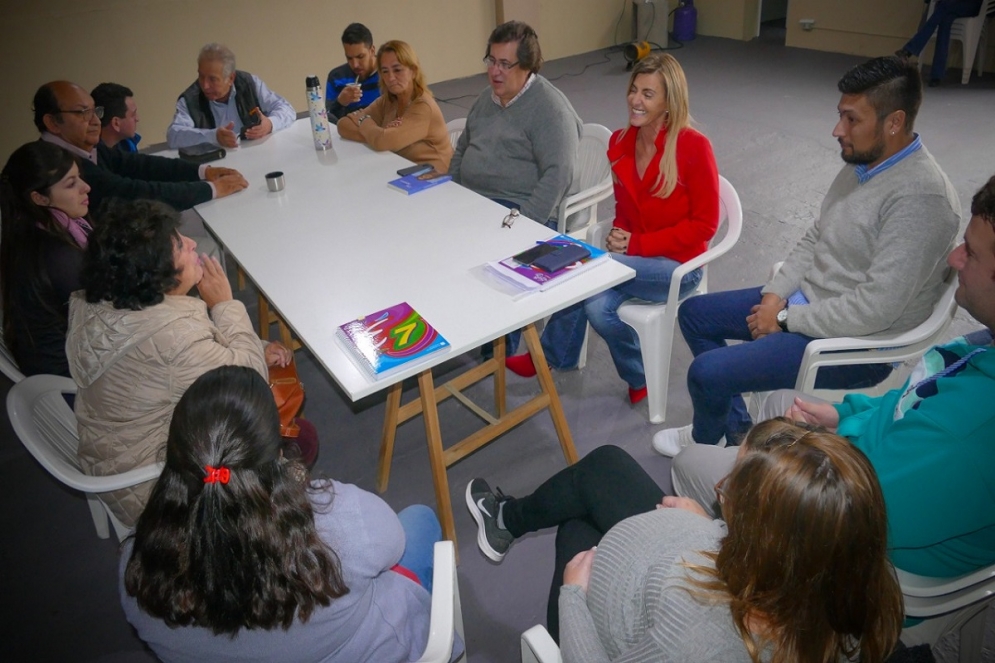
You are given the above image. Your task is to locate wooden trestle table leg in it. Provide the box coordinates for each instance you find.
[522,323,578,464]
[375,322,575,550]
[376,382,403,493]
[493,333,507,418]
[416,370,457,547]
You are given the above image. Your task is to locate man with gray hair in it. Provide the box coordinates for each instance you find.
[167,43,296,149]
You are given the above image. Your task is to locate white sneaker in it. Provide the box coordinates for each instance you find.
[652,424,696,457]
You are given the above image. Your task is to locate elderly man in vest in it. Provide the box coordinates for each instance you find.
[167,43,297,149]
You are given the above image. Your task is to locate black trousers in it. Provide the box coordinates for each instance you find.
[501,445,665,640]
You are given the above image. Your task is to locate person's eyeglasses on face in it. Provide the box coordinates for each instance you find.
[59,106,104,121]
[483,56,520,71]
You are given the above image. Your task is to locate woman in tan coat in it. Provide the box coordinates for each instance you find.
[337,40,453,173]
[66,199,297,528]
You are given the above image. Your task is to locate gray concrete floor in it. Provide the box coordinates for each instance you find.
[3,32,995,663]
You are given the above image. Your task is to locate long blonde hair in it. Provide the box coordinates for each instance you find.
[687,422,903,663]
[617,53,691,199]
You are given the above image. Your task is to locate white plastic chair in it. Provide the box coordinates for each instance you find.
[446,118,466,151]
[794,266,959,397]
[900,563,995,618]
[517,565,995,663]
[6,374,164,541]
[557,123,614,236]
[415,540,467,663]
[521,624,560,663]
[0,334,25,383]
[922,0,994,84]
[586,175,744,423]
[0,309,26,382]
[898,563,995,662]
[520,561,995,663]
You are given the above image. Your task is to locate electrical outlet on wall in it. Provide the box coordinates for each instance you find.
[799,18,815,31]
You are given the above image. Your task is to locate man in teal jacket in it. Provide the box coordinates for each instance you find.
[671,173,995,580]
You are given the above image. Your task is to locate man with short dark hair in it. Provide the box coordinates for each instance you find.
[325,22,380,121]
[449,20,582,227]
[167,43,296,149]
[91,82,141,152]
[652,55,961,458]
[36,80,247,213]
[672,173,995,585]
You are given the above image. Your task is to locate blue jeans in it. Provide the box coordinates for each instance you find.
[541,254,702,389]
[678,286,893,444]
[396,504,441,592]
[904,0,983,80]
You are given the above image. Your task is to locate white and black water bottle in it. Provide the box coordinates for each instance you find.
[305,75,333,151]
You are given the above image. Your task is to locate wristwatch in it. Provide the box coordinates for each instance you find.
[776,305,789,332]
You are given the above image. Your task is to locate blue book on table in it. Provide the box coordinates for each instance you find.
[387,170,452,195]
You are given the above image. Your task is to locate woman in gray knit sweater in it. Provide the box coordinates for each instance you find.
[470,421,903,662]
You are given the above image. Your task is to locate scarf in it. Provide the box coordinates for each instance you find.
[48,207,92,248]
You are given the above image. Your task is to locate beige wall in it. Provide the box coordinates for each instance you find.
[696,0,754,40]
[787,0,924,53]
[9,1,987,159]
[0,0,643,160]
[2,0,498,158]
[786,0,995,71]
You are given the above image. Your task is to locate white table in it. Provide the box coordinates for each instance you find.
[195,120,634,543]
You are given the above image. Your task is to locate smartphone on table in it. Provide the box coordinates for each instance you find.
[397,164,433,177]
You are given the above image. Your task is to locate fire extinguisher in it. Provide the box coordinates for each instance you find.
[673,0,697,42]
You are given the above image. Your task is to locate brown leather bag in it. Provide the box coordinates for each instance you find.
[269,358,304,438]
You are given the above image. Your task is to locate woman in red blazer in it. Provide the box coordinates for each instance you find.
[508,53,720,404]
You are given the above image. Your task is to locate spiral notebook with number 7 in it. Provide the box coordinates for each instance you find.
[335,302,451,381]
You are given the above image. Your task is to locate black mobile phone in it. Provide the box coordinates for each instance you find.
[512,243,559,265]
[178,143,227,164]
[397,164,433,177]
[532,244,591,273]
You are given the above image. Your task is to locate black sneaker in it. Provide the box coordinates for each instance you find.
[465,478,514,562]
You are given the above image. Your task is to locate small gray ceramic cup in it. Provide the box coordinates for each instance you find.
[265,171,285,192]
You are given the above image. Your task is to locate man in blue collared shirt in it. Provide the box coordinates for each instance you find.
[652,55,962,458]
[167,43,297,149]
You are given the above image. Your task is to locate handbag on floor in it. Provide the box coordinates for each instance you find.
[269,358,304,438]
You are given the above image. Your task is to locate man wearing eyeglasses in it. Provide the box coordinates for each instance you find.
[449,20,582,230]
[450,20,582,357]
[35,81,247,213]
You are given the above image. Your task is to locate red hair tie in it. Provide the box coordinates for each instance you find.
[203,465,230,485]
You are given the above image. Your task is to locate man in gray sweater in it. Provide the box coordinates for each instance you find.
[653,55,961,458]
[449,20,582,226]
